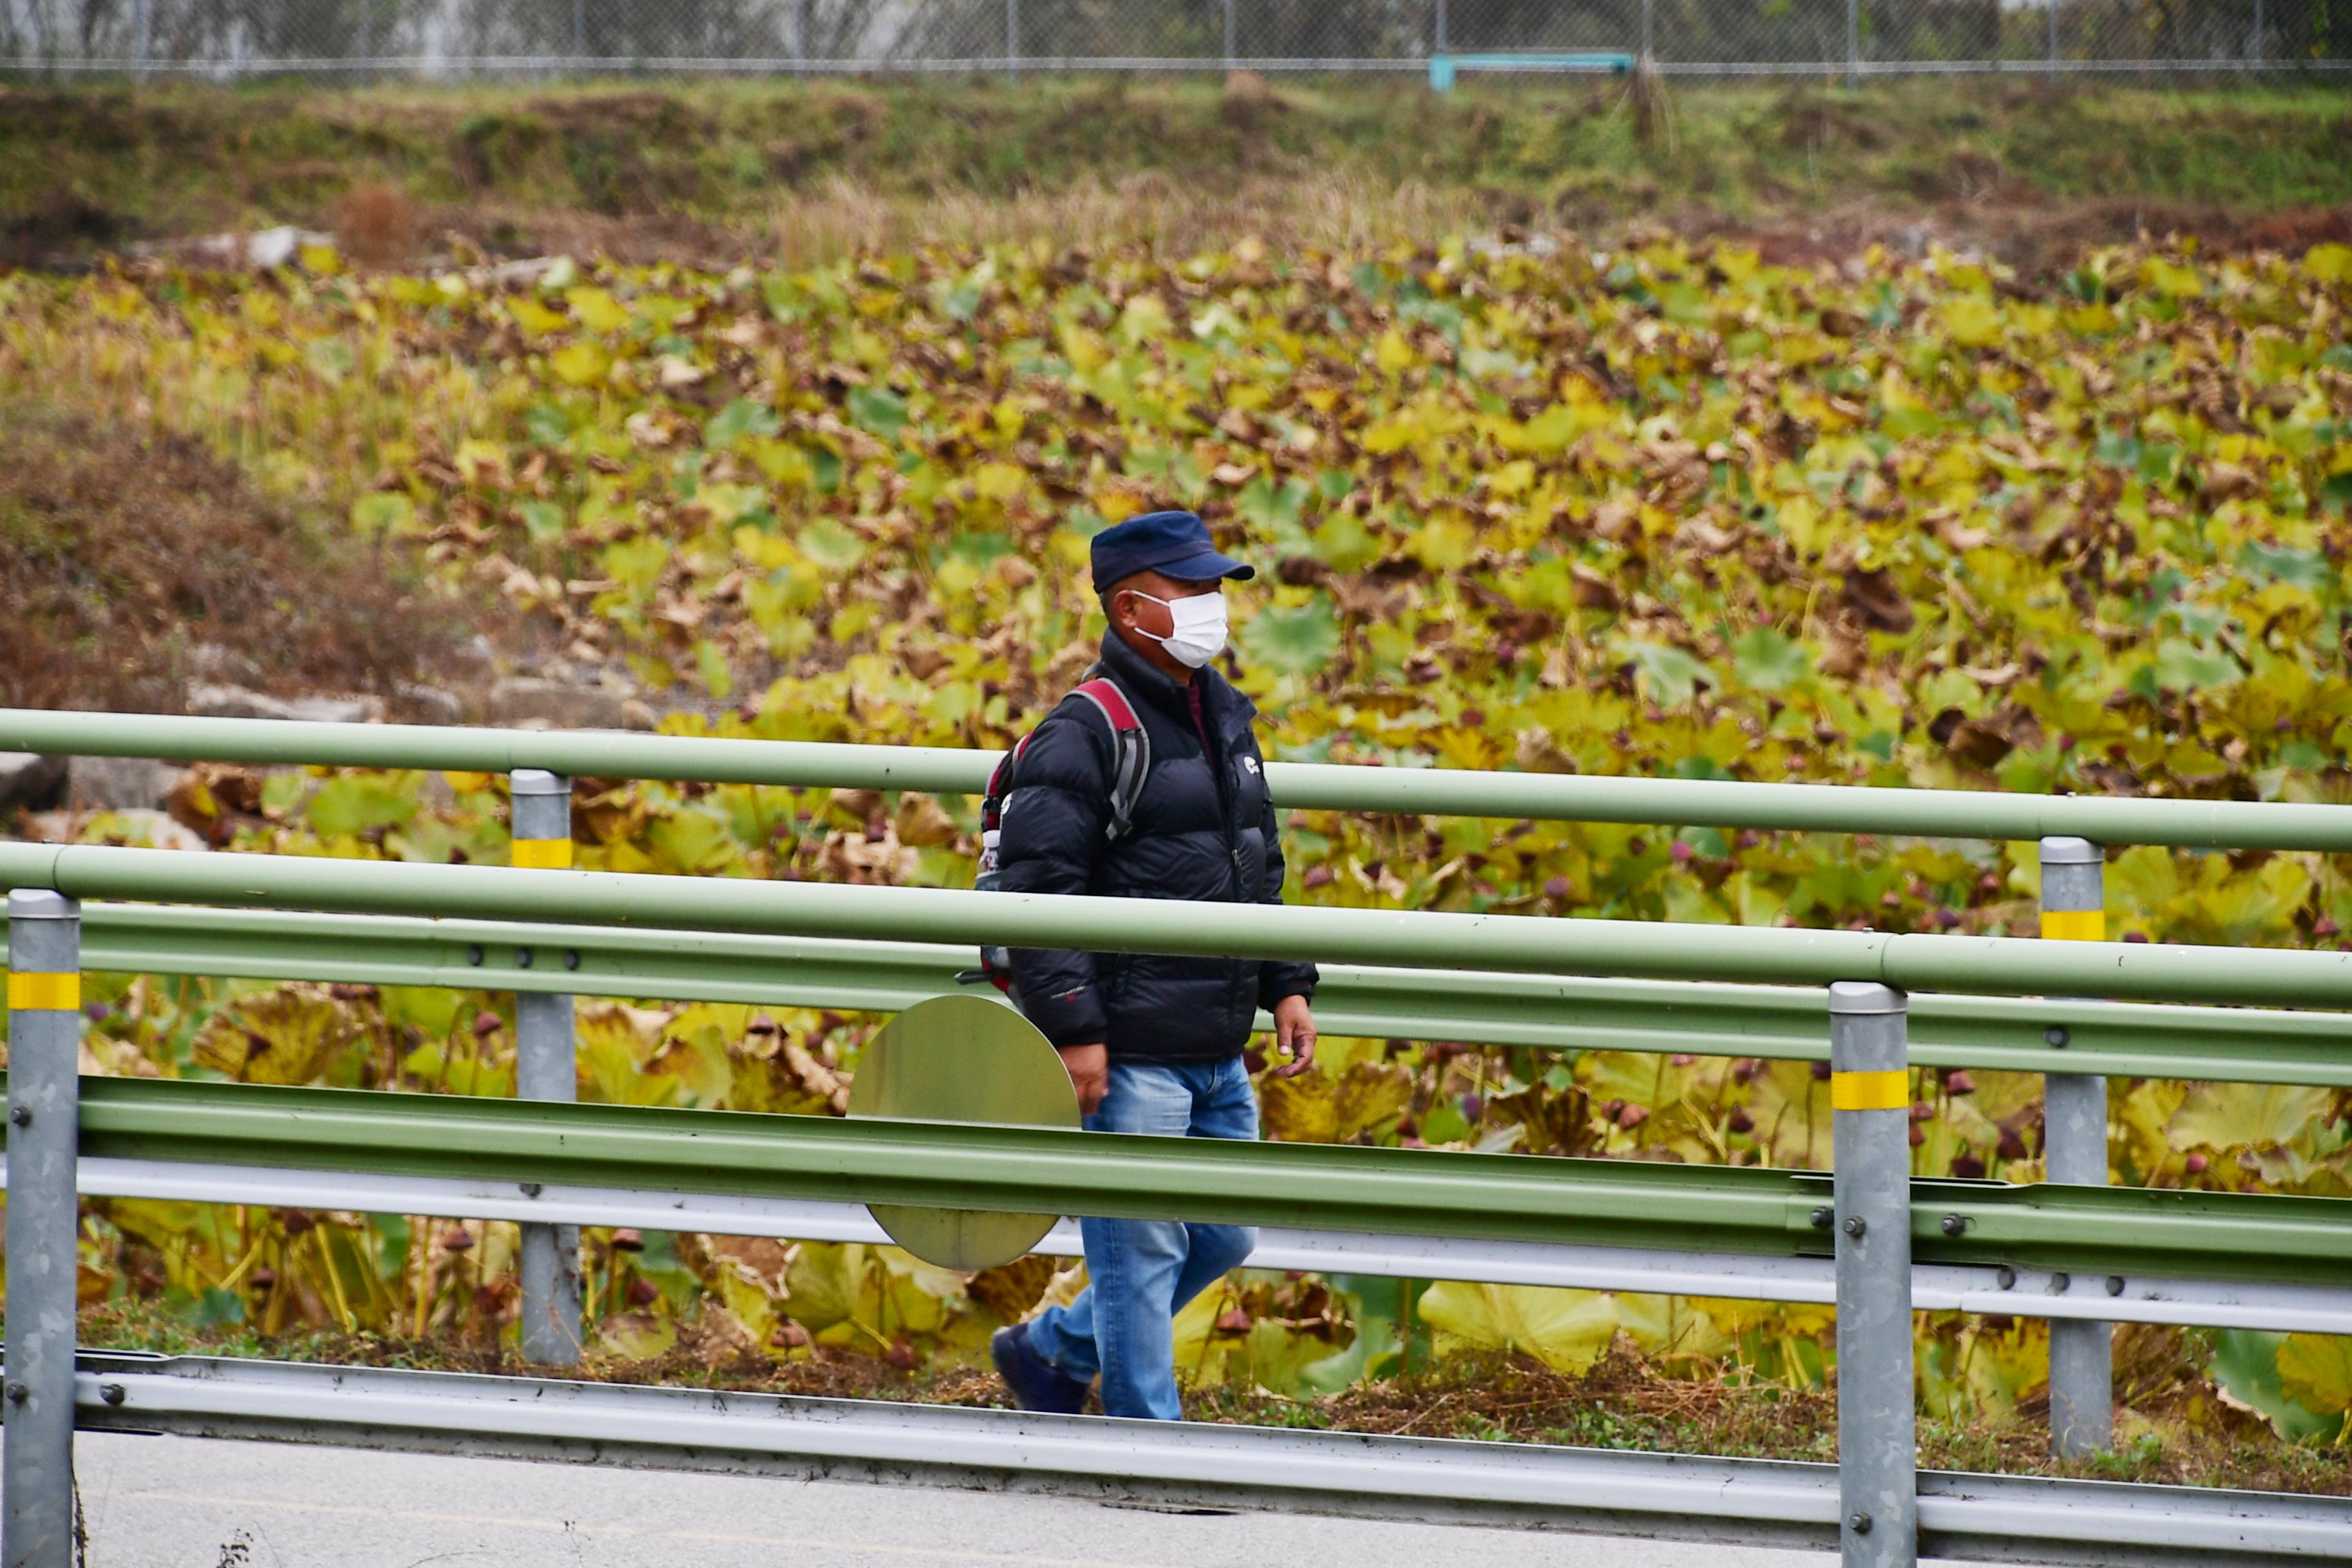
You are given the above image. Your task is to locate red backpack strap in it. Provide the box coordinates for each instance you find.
[981,733,1033,833]
[1068,677,1151,841]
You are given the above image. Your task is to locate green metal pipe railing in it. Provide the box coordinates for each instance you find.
[18,901,2352,1087]
[31,1076,2352,1288]
[9,707,2352,850]
[8,841,2352,1008]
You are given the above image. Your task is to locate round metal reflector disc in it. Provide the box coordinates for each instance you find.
[845,992,1080,1272]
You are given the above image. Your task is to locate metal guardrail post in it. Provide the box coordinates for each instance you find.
[511,770,582,1366]
[1830,980,1915,1568]
[1223,0,1236,70]
[1844,0,1859,86]
[1004,0,1018,79]
[2046,0,2059,74]
[2040,835,2112,1457]
[5,889,82,1568]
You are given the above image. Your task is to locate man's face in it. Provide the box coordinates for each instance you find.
[1109,570,1220,644]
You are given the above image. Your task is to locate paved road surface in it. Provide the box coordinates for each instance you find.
[68,1431,1876,1568]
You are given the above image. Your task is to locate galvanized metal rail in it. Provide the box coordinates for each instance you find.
[22,900,2352,1086]
[12,706,2352,850]
[32,1075,2352,1289]
[24,1153,2351,1335]
[11,841,2352,1007]
[66,1352,2352,1565]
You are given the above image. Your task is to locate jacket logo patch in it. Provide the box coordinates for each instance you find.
[1241,757,1261,776]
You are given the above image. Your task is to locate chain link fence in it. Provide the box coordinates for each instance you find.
[3,0,2344,77]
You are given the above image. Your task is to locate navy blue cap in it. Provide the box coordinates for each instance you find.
[1090,510,1255,591]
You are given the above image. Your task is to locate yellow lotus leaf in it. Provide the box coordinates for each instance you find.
[1938,296,2003,348]
[2307,243,2352,284]
[1375,328,1415,373]
[1740,1057,1838,1171]
[1260,1061,1413,1144]
[1418,1282,1618,1375]
[716,1260,783,1348]
[2120,1079,2188,1177]
[893,792,960,847]
[453,438,507,485]
[576,1001,680,1107]
[549,340,608,387]
[2277,1333,2352,1416]
[508,295,569,336]
[2170,1084,2335,1157]
[1408,514,1478,572]
[972,460,1026,502]
[565,285,631,334]
[785,1242,868,1335]
[191,984,364,1086]
[595,1311,676,1360]
[1695,1293,1834,1340]
[2140,256,2205,298]
[1961,1318,2048,1423]
[1616,1293,1737,1363]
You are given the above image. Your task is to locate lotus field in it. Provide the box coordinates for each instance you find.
[4,229,2352,1460]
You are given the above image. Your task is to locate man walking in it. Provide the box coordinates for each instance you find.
[988,509,1319,1421]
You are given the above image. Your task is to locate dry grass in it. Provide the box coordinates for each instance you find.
[333,181,418,268]
[760,171,1489,272]
[0,399,491,716]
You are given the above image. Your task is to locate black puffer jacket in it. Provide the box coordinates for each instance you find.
[997,630,1318,1063]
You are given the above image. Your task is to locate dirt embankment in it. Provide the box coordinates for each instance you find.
[0,403,493,719]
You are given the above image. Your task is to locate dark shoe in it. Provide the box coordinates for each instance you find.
[991,1326,1089,1415]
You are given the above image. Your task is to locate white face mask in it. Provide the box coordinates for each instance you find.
[1126,590,1229,669]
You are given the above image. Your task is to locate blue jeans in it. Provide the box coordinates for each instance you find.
[1023,1056,1259,1420]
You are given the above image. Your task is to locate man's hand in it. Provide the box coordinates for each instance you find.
[1271,995,1318,1078]
[1057,1041,1110,1115]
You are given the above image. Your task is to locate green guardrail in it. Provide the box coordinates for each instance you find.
[8,841,2352,1008]
[9,707,2352,851]
[19,901,2352,1087]
[31,1075,2352,1289]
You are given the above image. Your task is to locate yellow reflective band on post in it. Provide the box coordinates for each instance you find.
[511,839,574,870]
[2041,908,2106,942]
[8,972,81,1012]
[1830,1069,1910,1112]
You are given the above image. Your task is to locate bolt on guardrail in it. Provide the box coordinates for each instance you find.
[510,769,582,1367]
[5,890,81,1568]
[1830,981,1916,1567]
[2039,835,2113,1460]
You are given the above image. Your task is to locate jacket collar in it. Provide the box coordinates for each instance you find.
[1096,629,1257,732]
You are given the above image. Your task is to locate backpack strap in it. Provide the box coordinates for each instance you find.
[1068,676,1150,841]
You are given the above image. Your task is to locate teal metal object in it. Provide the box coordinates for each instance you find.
[1429,50,1634,90]
[28,1076,2352,1288]
[10,707,2352,850]
[10,841,2352,1008]
[17,902,2352,1087]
